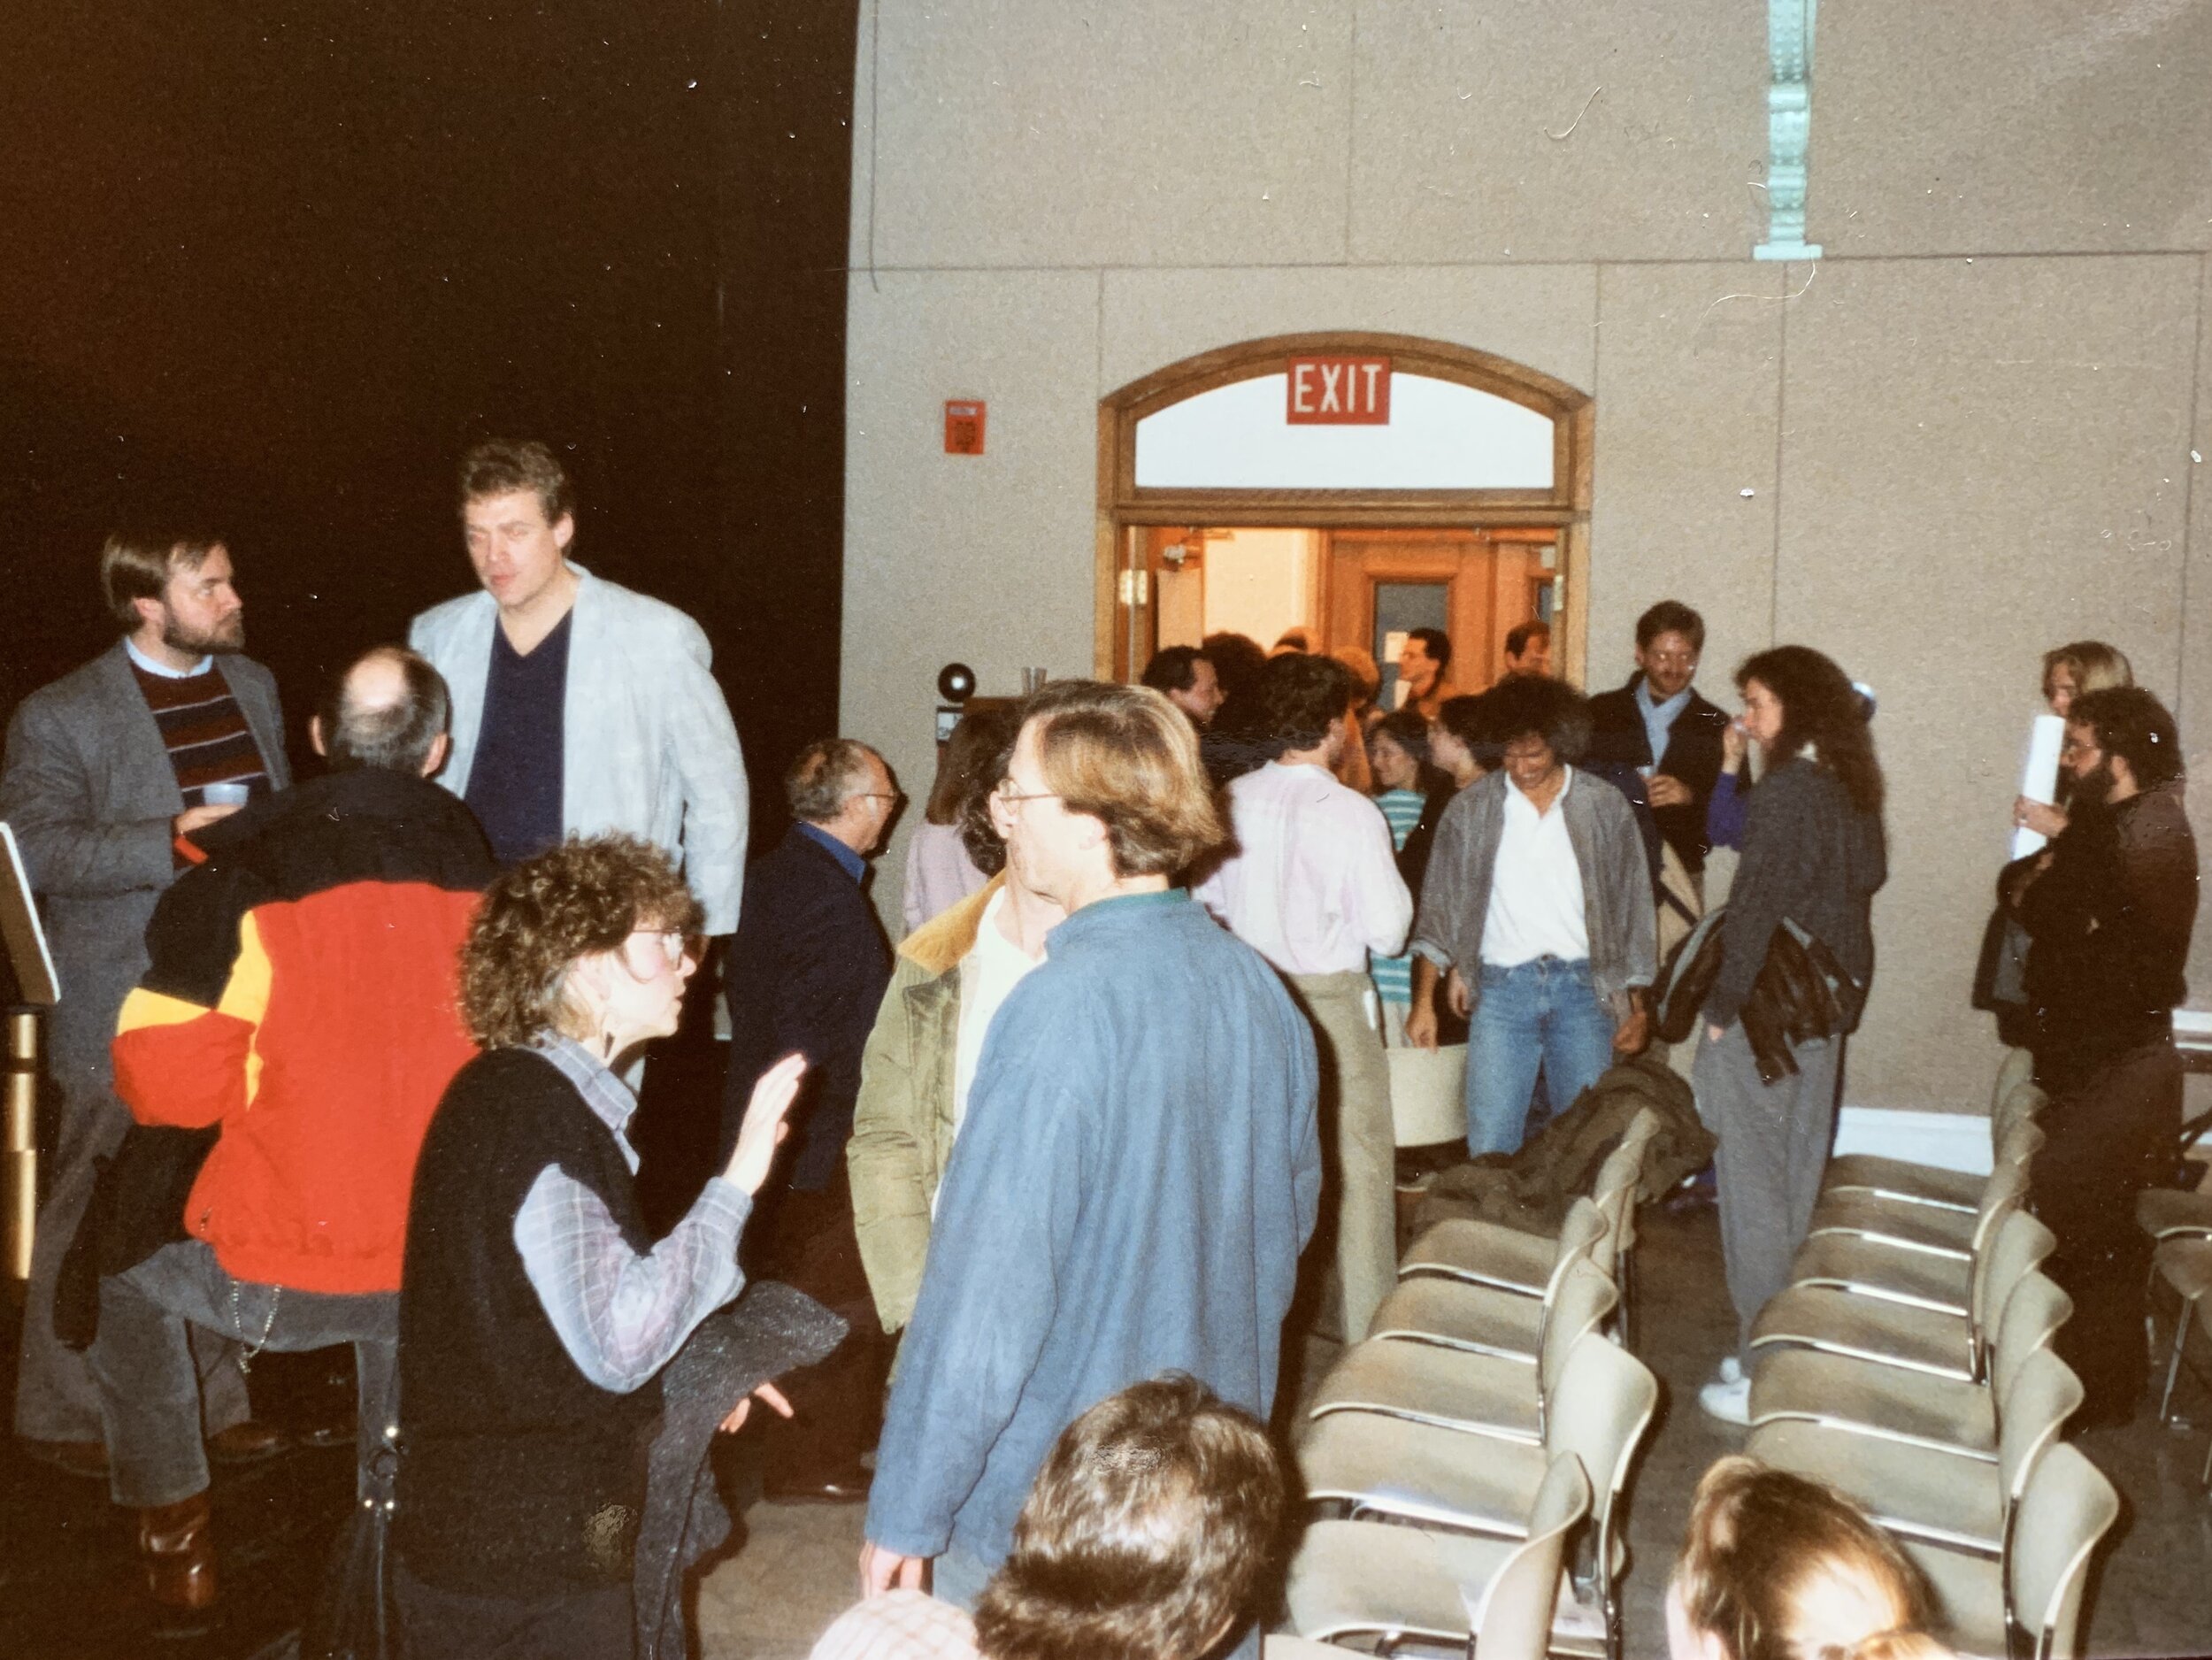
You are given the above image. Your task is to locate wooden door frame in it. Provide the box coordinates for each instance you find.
[1095,330,1593,684]
[1319,527,1560,690]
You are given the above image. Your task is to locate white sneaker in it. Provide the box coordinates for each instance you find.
[1699,1372,1752,1426]
[1717,1355,1743,1385]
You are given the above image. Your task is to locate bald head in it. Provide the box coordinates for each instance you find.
[312,646,452,776]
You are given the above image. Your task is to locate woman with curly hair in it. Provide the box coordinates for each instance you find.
[393,834,808,1658]
[1695,648,1886,1425]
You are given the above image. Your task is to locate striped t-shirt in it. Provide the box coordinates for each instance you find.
[131,659,271,809]
[1370,788,1425,1005]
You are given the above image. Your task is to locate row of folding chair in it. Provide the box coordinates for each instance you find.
[1820,1053,2045,1217]
[1279,1111,1664,1660]
[1742,1061,2119,1659]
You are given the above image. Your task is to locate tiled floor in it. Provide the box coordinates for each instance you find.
[5,1193,2205,1657]
[695,1199,2212,1660]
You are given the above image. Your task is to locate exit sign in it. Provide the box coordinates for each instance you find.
[1286,356,1391,425]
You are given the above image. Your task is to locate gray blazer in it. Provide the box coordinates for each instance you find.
[1409,767,1658,1017]
[0,642,289,1074]
[409,563,750,935]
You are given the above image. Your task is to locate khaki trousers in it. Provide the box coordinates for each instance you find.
[1288,970,1397,1344]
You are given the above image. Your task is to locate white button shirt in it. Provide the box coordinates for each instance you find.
[1195,761,1413,976]
[1480,766,1590,965]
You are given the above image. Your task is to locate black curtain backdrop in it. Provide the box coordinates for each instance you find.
[0,1,859,850]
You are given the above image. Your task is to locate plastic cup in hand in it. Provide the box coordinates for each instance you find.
[201,782,250,808]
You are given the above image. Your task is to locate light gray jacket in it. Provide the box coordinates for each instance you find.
[409,563,749,934]
[0,642,289,1075]
[1409,768,1657,1016]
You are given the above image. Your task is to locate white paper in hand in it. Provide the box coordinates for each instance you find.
[2011,714,2064,860]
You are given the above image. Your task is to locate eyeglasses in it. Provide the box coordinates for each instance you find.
[626,929,693,970]
[993,780,1060,808]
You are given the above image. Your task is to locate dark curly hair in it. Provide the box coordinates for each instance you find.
[1434,692,1504,770]
[973,1375,1285,1660]
[459,834,703,1049]
[1249,651,1352,753]
[1736,645,1885,816]
[1480,672,1594,765]
[2070,685,2183,793]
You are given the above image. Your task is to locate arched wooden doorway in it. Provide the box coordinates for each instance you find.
[1094,332,1593,691]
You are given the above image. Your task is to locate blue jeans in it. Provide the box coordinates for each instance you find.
[1464,958,1614,1157]
[88,1239,396,1509]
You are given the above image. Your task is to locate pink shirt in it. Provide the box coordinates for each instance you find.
[1195,761,1412,976]
[902,820,988,934]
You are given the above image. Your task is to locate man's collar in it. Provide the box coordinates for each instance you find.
[1635,678,1693,715]
[1505,765,1573,807]
[796,820,868,882]
[124,636,213,679]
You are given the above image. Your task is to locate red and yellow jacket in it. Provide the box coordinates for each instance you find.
[112,767,498,1295]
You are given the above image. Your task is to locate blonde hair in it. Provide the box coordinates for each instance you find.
[2040,641,2132,704]
[1024,681,1224,877]
[1673,1457,1933,1660]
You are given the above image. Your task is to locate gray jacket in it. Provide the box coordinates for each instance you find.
[1409,768,1657,1016]
[0,642,289,1073]
[410,562,750,934]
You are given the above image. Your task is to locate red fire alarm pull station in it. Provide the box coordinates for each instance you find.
[944,399,987,455]
[1286,356,1391,425]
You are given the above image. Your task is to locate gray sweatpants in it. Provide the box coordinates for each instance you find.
[1693,1021,1841,1362]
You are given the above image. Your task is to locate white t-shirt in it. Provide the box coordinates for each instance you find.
[1480,767,1590,966]
[950,886,1045,1141]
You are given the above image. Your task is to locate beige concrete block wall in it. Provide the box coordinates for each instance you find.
[839,0,2212,1116]
[1822,1,2212,257]
[1776,255,2202,1109]
[841,269,1102,859]
[1586,264,1786,696]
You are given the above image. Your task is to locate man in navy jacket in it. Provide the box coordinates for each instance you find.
[721,739,897,1500]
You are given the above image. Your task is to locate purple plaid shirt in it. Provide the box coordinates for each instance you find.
[510,1035,754,1392]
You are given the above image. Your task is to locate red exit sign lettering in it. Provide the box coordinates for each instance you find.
[1286,356,1391,425]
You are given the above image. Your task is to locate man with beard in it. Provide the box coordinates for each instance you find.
[2007,684,2198,1425]
[1,529,290,1476]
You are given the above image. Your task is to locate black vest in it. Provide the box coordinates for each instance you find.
[395,1048,663,1595]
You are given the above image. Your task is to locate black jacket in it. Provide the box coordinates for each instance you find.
[720,826,893,1189]
[2017,782,2197,1092]
[1586,674,1732,873]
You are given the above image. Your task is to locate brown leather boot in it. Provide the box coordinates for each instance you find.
[136,1490,218,1614]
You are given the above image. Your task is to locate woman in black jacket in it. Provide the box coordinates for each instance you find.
[1694,647,1886,1425]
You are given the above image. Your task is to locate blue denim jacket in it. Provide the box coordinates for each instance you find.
[864,888,1321,1568]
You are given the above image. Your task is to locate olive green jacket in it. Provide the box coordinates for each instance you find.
[847,874,1003,1333]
